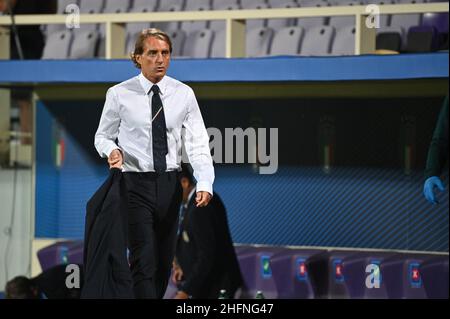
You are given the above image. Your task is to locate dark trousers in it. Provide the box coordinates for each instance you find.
[124,171,182,299]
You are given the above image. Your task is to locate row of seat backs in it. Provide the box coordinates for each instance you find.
[234,245,449,299]
[45,0,447,39]
[37,241,449,299]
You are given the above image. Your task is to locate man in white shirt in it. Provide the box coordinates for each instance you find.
[94,28,214,299]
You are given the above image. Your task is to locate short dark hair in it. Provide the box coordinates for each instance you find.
[5,276,38,299]
[130,28,173,69]
[179,163,195,186]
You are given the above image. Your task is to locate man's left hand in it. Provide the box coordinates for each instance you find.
[196,191,212,207]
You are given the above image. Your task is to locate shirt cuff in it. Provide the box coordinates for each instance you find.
[105,145,122,158]
[196,181,213,196]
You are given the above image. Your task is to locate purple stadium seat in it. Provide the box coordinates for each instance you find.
[270,248,327,299]
[234,244,255,256]
[381,253,439,299]
[237,246,287,299]
[66,241,84,266]
[421,255,449,299]
[308,250,413,299]
[422,12,449,34]
[307,250,362,299]
[406,25,439,52]
[37,240,84,271]
[340,251,399,299]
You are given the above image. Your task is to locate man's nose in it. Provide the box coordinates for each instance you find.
[156,53,164,62]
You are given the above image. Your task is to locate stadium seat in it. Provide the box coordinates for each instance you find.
[406,25,439,52]
[300,26,335,56]
[422,10,449,50]
[209,3,241,32]
[185,0,211,11]
[158,0,186,11]
[167,29,187,57]
[126,3,155,36]
[308,250,401,299]
[37,240,83,271]
[296,0,328,31]
[307,250,359,299]
[376,26,404,52]
[78,0,105,32]
[97,0,131,48]
[270,26,304,56]
[211,29,226,57]
[97,2,152,58]
[42,30,73,59]
[421,255,449,299]
[153,4,183,33]
[338,251,401,299]
[422,12,449,34]
[133,0,160,10]
[331,25,355,56]
[103,0,131,14]
[212,0,240,10]
[180,3,211,34]
[270,248,327,299]
[246,27,274,57]
[69,29,99,59]
[328,1,359,29]
[237,246,288,299]
[267,0,298,30]
[44,0,80,37]
[381,253,438,299]
[391,0,424,46]
[241,0,269,31]
[182,29,214,58]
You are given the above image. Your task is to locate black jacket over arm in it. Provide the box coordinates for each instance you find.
[425,96,449,179]
[81,168,134,299]
[176,193,242,299]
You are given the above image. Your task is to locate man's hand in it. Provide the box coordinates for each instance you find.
[196,191,212,207]
[174,291,189,299]
[108,149,123,169]
[423,176,446,204]
[171,264,184,284]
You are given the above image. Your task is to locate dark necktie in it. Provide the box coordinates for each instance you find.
[150,85,168,173]
[177,204,187,236]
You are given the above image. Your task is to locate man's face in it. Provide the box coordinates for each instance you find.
[137,36,171,84]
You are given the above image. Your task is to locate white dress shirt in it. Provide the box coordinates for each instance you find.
[95,73,214,194]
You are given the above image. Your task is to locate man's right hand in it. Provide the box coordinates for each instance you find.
[171,264,184,284]
[108,149,123,169]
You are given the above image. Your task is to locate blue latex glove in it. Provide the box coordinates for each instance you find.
[423,176,445,204]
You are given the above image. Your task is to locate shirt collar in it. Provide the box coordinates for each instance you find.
[138,72,168,96]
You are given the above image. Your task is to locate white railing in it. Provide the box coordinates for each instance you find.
[0,3,448,59]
